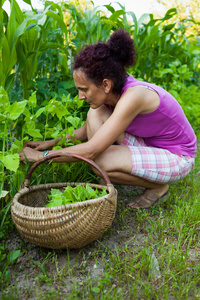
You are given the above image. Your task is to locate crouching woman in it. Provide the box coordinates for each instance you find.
[19,29,197,209]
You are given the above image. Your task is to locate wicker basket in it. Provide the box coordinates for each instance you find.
[11,153,117,249]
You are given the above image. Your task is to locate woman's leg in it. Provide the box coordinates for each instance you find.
[86,106,169,208]
[92,145,169,207]
[86,106,126,144]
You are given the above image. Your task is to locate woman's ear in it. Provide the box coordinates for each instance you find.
[102,78,112,93]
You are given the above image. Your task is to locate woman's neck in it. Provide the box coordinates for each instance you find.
[105,92,120,107]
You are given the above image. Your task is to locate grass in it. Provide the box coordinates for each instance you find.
[0,150,200,299]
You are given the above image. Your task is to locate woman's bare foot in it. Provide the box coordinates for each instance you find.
[129,184,169,209]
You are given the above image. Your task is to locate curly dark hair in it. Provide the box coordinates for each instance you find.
[73,29,137,95]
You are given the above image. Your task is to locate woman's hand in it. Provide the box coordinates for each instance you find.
[18,147,43,163]
[23,140,56,151]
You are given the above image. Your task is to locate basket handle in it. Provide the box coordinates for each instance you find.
[23,152,111,187]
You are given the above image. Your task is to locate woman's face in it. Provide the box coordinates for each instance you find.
[73,69,108,109]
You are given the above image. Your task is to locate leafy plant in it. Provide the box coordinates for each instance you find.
[0,86,26,172]
[154,60,200,136]
[45,184,107,207]
[0,244,20,288]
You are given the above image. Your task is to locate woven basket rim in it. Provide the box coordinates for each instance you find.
[12,182,116,211]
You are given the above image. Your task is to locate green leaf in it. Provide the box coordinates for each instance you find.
[66,116,82,128]
[104,4,115,14]
[45,11,68,36]
[163,8,177,20]
[35,107,45,118]
[46,189,63,207]
[21,0,32,6]
[92,287,101,293]
[45,185,107,207]
[25,23,36,32]
[108,10,125,22]
[50,189,63,198]
[63,186,77,203]
[10,138,24,153]
[7,250,21,265]
[13,18,28,40]
[0,190,9,199]
[28,91,37,107]
[7,100,28,120]
[26,128,43,139]
[100,188,107,197]
[5,73,16,93]
[46,197,63,207]
[60,81,75,90]
[85,183,97,199]
[75,185,86,202]
[0,153,19,172]
[13,0,25,24]
[0,86,9,108]
[45,97,69,120]
[0,253,6,263]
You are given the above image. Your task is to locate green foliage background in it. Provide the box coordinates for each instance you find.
[0,0,199,223]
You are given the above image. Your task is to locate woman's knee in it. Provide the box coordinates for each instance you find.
[87,105,112,123]
[90,153,108,176]
[86,106,112,139]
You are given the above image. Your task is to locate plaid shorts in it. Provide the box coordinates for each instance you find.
[121,133,195,183]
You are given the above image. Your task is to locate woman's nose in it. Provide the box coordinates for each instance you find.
[79,91,86,100]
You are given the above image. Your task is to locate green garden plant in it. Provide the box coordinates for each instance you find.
[45,184,107,207]
[1,0,70,99]
[0,244,20,289]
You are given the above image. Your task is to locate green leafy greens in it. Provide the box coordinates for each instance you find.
[45,184,107,207]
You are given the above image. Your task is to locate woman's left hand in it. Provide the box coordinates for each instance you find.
[18,147,43,163]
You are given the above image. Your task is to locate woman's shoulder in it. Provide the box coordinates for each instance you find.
[121,75,138,94]
[116,85,149,117]
[119,78,161,115]
[122,75,164,96]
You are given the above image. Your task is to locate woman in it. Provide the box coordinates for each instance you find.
[19,29,197,209]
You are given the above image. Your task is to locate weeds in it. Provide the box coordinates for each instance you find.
[0,244,20,289]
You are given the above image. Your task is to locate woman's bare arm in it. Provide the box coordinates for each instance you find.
[19,87,156,163]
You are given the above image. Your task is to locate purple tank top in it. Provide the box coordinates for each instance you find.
[121,75,197,158]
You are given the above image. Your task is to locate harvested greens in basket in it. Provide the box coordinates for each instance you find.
[45,184,107,207]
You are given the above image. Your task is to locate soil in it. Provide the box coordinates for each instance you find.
[2,185,147,299]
